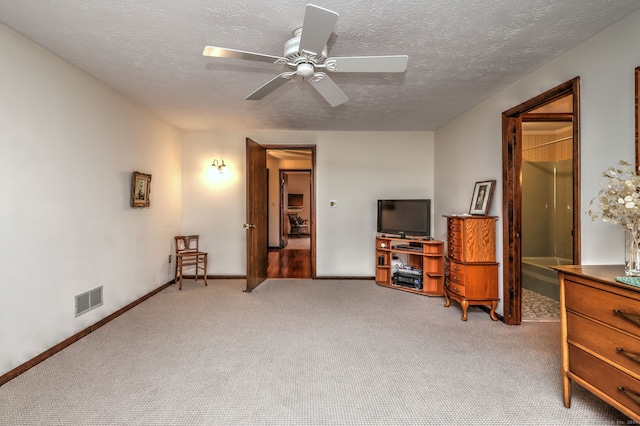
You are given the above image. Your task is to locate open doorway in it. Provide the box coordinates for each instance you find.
[520,103,573,321]
[502,78,580,325]
[266,147,315,279]
[282,170,311,248]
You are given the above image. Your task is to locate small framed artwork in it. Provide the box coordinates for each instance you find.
[131,171,151,207]
[469,180,495,216]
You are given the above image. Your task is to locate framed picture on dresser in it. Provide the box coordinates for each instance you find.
[469,180,495,216]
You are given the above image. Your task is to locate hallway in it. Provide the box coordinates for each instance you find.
[267,237,311,278]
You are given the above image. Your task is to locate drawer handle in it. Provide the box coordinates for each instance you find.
[613,309,640,328]
[453,276,460,283]
[617,347,640,364]
[454,266,461,271]
[618,386,640,405]
[452,287,460,293]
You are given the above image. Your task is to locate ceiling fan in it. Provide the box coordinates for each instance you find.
[203,4,408,107]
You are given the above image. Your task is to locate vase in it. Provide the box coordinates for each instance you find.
[626,230,640,276]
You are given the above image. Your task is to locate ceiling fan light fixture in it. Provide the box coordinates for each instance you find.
[297,63,315,78]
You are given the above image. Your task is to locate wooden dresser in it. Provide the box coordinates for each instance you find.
[553,265,640,422]
[443,215,499,321]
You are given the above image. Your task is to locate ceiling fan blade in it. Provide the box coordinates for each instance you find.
[299,5,339,56]
[245,73,294,100]
[203,46,285,64]
[324,55,409,73]
[309,73,348,107]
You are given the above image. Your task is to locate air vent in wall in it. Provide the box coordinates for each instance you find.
[75,286,103,317]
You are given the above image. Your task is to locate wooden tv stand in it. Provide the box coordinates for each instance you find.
[375,235,445,296]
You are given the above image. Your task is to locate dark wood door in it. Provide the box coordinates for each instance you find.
[281,172,289,249]
[245,138,268,292]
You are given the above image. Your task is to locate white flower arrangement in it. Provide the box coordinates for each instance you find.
[588,160,640,232]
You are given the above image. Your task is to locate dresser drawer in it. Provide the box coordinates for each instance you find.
[447,242,462,257]
[447,218,462,232]
[565,278,640,337]
[447,242,462,258]
[447,259,466,275]
[448,233,462,254]
[447,231,462,243]
[445,280,466,297]
[568,312,640,377]
[448,271,465,285]
[570,344,640,415]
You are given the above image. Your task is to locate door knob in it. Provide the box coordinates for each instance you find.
[243,224,255,229]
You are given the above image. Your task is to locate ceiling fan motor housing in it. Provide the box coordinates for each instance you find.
[284,27,328,65]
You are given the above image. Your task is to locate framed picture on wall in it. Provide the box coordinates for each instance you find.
[131,171,151,207]
[469,180,495,216]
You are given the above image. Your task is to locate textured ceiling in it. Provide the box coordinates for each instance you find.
[1,1,639,132]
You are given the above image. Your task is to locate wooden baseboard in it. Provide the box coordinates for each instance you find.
[0,281,173,387]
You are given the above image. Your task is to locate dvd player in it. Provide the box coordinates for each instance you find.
[392,244,423,252]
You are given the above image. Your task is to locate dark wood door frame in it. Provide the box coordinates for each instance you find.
[263,145,317,279]
[501,77,581,325]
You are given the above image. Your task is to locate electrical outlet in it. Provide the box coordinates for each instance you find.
[168,254,172,264]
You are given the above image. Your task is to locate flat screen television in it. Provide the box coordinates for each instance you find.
[377,199,431,238]
[288,193,303,208]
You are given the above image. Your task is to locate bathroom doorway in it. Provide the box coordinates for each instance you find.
[520,105,573,320]
[502,78,580,325]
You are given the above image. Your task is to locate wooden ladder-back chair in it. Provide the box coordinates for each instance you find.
[174,235,208,290]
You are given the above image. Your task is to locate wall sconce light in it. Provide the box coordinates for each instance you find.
[211,158,226,173]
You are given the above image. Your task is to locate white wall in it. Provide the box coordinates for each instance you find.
[181,131,435,276]
[434,10,640,315]
[0,24,182,376]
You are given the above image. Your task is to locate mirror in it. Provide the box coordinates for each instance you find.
[636,66,639,170]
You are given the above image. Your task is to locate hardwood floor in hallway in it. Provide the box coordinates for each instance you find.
[267,248,311,278]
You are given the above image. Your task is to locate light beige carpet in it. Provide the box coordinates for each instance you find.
[0,279,629,425]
